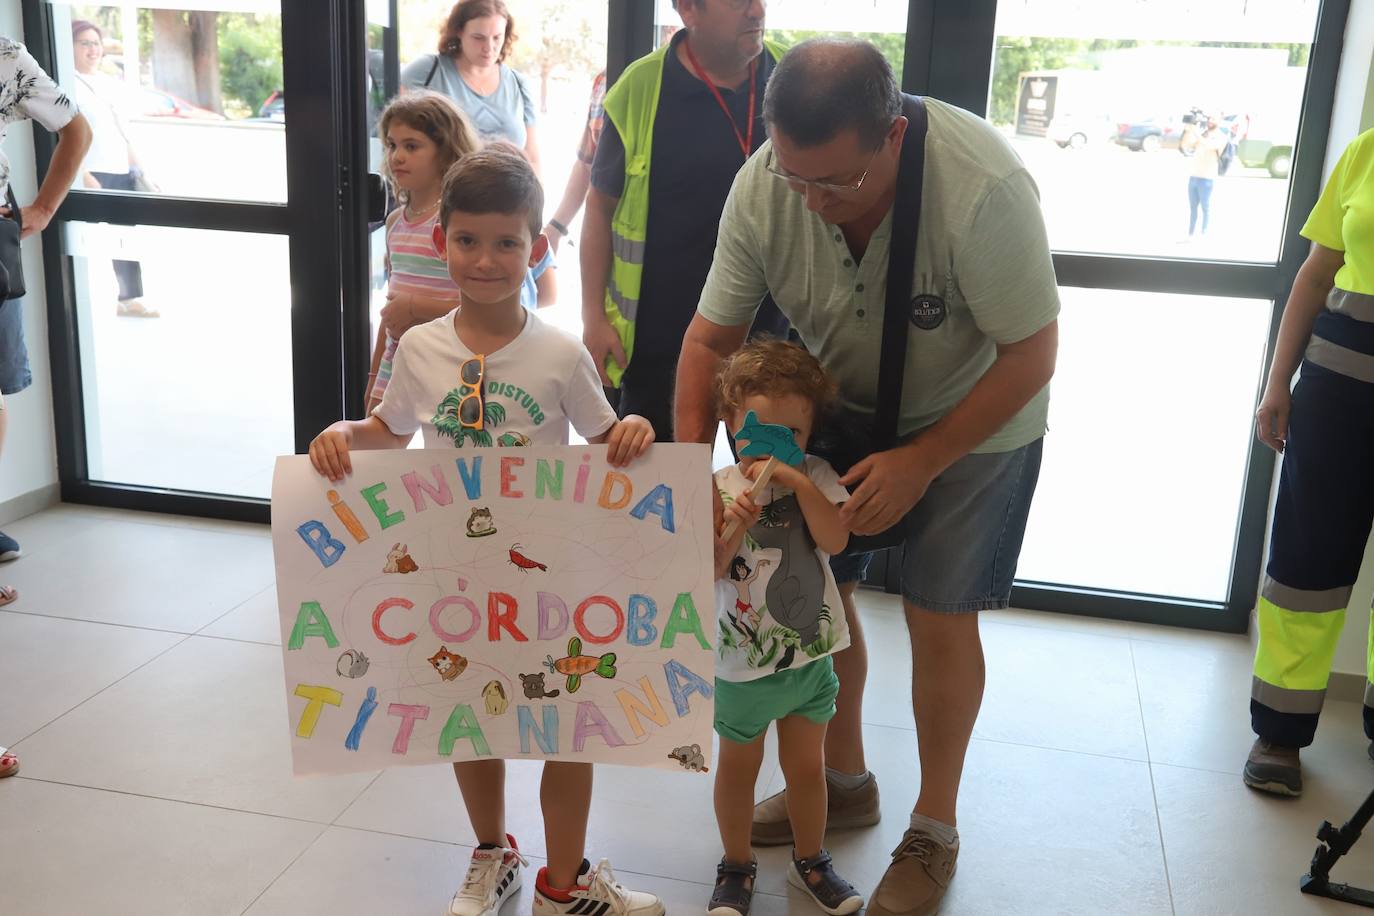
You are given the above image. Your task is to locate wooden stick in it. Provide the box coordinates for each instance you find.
[720,456,778,542]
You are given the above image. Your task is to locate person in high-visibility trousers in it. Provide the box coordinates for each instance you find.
[1248,128,1374,797]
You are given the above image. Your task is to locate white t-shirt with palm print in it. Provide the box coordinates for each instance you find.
[374,308,617,448]
[714,457,852,683]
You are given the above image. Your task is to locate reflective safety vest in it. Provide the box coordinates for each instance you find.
[598,38,786,387]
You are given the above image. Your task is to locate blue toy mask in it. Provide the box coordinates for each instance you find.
[734,410,804,467]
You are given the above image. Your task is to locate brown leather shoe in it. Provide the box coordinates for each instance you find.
[751,770,880,846]
[865,827,958,916]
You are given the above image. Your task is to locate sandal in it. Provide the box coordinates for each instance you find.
[117,299,160,318]
[708,858,757,916]
[0,585,15,608]
[0,748,18,778]
[788,850,863,916]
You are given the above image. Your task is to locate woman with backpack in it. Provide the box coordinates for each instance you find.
[1180,112,1232,241]
[400,0,539,174]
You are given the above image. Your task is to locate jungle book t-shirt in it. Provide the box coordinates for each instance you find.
[714,457,852,683]
[375,309,617,448]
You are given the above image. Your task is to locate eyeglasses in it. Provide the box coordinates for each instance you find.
[457,355,485,430]
[75,39,102,49]
[764,144,884,195]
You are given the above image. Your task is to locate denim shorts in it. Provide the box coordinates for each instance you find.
[0,297,32,396]
[830,438,1043,614]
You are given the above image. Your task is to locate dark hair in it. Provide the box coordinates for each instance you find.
[378,92,480,204]
[729,556,750,580]
[714,339,836,424]
[440,144,544,240]
[763,39,902,150]
[71,20,104,42]
[438,0,517,63]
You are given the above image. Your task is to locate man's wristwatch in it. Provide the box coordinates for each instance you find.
[547,218,569,238]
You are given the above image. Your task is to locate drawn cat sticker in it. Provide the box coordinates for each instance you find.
[428,646,468,682]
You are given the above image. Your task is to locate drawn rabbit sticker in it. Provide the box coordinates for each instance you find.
[482,680,510,715]
[383,543,418,574]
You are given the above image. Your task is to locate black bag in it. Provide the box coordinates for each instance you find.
[0,186,24,301]
[423,54,442,89]
[810,94,928,553]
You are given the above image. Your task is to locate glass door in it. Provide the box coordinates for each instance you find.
[618,0,1348,630]
[23,0,370,518]
[980,0,1348,629]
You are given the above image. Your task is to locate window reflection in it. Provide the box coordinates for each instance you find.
[53,3,286,203]
[991,0,1319,262]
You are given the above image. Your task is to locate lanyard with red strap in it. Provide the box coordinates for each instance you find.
[682,39,758,160]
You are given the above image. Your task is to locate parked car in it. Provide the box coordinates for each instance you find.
[258,90,284,122]
[1231,113,1295,179]
[1236,137,1292,179]
[1115,115,1187,152]
[140,87,225,121]
[1048,112,1115,149]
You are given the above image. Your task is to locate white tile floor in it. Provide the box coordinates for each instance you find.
[1,504,1372,915]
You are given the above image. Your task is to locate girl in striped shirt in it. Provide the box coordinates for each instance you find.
[369,93,556,413]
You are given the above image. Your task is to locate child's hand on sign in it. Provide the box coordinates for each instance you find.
[714,491,760,579]
[309,426,354,482]
[598,414,656,468]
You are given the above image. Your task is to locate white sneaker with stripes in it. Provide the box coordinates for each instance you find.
[448,837,526,916]
[532,859,664,916]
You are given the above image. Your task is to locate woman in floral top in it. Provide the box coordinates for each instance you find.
[0,35,91,779]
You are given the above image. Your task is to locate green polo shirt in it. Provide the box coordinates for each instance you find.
[698,97,1060,454]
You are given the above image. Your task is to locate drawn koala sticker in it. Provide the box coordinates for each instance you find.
[667,743,709,773]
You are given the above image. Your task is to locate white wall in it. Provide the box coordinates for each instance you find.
[0,4,60,516]
[1300,1,1374,681]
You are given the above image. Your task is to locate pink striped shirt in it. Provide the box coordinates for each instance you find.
[371,210,461,403]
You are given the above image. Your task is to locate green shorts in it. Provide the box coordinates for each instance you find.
[713,657,839,744]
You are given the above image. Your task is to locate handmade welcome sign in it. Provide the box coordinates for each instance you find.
[271,445,716,777]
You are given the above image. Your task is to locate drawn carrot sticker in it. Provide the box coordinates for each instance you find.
[543,637,617,693]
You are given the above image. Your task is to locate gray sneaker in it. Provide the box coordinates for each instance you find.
[1243,738,1302,797]
[751,770,880,846]
[865,828,958,916]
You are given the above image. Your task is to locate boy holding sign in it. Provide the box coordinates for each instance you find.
[709,341,864,916]
[309,146,661,916]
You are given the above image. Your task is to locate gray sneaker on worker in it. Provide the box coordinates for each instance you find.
[1243,737,1302,797]
[865,827,959,916]
[751,769,880,846]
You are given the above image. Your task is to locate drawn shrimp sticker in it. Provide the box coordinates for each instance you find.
[544,637,617,693]
[508,544,547,573]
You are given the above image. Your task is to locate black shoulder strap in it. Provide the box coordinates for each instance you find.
[423,54,442,88]
[873,94,928,450]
